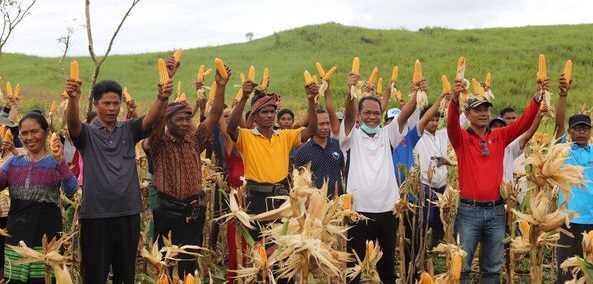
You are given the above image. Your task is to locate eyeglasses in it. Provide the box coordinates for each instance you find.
[479,140,489,157]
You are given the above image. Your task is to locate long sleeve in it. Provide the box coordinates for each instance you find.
[447,101,462,149]
[57,160,78,196]
[502,99,539,145]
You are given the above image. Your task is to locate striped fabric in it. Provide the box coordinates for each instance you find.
[4,245,46,282]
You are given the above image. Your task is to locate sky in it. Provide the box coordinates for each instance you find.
[2,0,592,57]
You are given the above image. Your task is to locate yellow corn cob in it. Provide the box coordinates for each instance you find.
[376,77,383,95]
[70,60,79,81]
[366,240,374,257]
[413,59,422,83]
[451,252,462,280]
[442,75,451,93]
[14,84,20,99]
[196,65,205,82]
[342,194,352,210]
[391,66,399,82]
[0,76,3,87]
[258,244,268,262]
[157,274,169,284]
[202,68,212,78]
[0,126,6,138]
[173,49,183,62]
[175,92,187,103]
[240,72,246,83]
[50,132,60,154]
[396,90,403,102]
[261,68,270,90]
[208,81,217,102]
[235,89,243,101]
[3,129,12,144]
[6,81,12,98]
[304,70,313,85]
[61,91,68,100]
[157,58,169,84]
[484,72,492,89]
[518,220,530,237]
[123,87,132,102]
[214,58,228,79]
[471,78,480,94]
[456,56,466,79]
[183,273,195,284]
[248,66,256,81]
[351,57,360,74]
[537,54,546,81]
[312,75,318,85]
[323,66,337,81]
[564,60,573,82]
[176,81,182,97]
[368,67,379,86]
[316,62,326,78]
[419,272,434,284]
[49,101,58,113]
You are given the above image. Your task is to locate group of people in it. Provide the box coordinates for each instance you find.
[0,52,590,284]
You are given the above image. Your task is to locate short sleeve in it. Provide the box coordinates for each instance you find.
[385,117,407,148]
[236,128,249,152]
[287,128,304,149]
[71,123,88,149]
[130,116,151,143]
[339,120,353,152]
[407,125,422,148]
[195,124,214,153]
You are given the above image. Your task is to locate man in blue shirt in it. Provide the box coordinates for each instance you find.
[294,108,344,197]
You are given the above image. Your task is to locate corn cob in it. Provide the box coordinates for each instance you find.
[183,274,195,284]
[258,244,268,263]
[564,60,573,82]
[49,101,58,114]
[316,62,326,78]
[442,75,451,93]
[456,56,466,80]
[391,66,399,82]
[0,77,3,87]
[3,129,12,144]
[14,83,20,99]
[70,60,79,81]
[484,72,492,89]
[208,81,217,102]
[157,58,169,84]
[368,66,379,86]
[366,240,374,257]
[61,91,68,100]
[123,87,133,103]
[175,93,187,102]
[248,66,256,81]
[304,70,314,85]
[396,90,403,102]
[176,81,182,97]
[235,72,246,100]
[451,252,462,280]
[173,49,183,62]
[0,126,6,138]
[413,59,423,83]
[202,68,212,78]
[196,65,205,82]
[312,75,318,85]
[50,132,60,154]
[5,81,12,98]
[261,68,270,91]
[376,77,383,95]
[157,274,169,284]
[323,66,337,81]
[240,72,246,83]
[342,194,352,210]
[351,57,360,74]
[419,271,434,284]
[214,58,228,79]
[537,54,546,81]
[518,220,530,237]
[471,78,480,94]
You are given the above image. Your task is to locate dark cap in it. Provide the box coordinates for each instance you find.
[488,117,506,129]
[569,114,592,129]
[465,97,493,111]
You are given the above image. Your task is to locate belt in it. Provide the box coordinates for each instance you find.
[459,197,504,207]
[246,180,289,195]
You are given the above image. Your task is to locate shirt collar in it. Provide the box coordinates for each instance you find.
[251,127,280,136]
[571,143,592,152]
[90,118,123,130]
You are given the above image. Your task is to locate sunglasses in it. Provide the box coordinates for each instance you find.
[479,140,489,157]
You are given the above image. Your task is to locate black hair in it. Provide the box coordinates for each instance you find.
[19,112,50,132]
[86,111,97,123]
[92,80,123,102]
[500,107,515,117]
[277,108,295,120]
[420,104,433,118]
[358,96,382,112]
[245,110,252,121]
[315,108,327,114]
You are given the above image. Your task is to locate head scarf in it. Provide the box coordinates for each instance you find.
[251,89,280,113]
[166,101,193,119]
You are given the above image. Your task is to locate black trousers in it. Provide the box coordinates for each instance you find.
[557,223,593,284]
[80,214,140,284]
[347,211,398,284]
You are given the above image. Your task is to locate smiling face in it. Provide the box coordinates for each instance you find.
[465,104,491,129]
[19,118,48,155]
[93,92,121,126]
[359,99,382,129]
[168,112,192,138]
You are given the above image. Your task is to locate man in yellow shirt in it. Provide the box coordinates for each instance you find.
[227,80,318,239]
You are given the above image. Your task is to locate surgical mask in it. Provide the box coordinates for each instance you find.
[361,123,381,135]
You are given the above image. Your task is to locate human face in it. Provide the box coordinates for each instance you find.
[465,105,491,129]
[93,92,121,126]
[426,116,439,134]
[315,112,330,138]
[490,121,506,130]
[255,106,276,129]
[278,113,294,129]
[19,119,48,155]
[359,100,382,128]
[569,124,592,147]
[168,112,192,137]
[502,112,517,125]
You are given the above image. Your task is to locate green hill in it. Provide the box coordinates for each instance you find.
[1,22,592,116]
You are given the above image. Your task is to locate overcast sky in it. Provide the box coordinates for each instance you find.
[2,0,592,57]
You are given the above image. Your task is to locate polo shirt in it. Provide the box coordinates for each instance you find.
[236,127,302,183]
[558,137,593,224]
[72,117,150,219]
[416,128,449,188]
[393,125,422,185]
[447,99,539,201]
[294,137,344,197]
[339,119,407,213]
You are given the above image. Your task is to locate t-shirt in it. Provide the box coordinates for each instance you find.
[558,136,593,224]
[339,119,407,213]
[72,117,150,219]
[503,138,524,183]
[294,137,345,197]
[416,128,449,188]
[236,127,302,183]
[393,125,422,185]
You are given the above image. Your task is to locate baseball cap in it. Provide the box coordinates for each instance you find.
[385,108,401,121]
[465,97,493,111]
[568,114,592,129]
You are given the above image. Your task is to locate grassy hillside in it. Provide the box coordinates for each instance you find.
[1,22,592,116]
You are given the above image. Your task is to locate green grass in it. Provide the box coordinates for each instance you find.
[1,22,592,115]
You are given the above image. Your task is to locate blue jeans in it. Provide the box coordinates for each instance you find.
[455,202,505,283]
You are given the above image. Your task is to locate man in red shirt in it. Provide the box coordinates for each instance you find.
[447,79,541,283]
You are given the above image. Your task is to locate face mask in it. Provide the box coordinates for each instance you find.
[361,123,381,135]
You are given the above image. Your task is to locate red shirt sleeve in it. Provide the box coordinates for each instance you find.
[501,99,539,145]
[447,100,462,149]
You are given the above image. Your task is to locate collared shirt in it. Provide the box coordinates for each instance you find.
[339,119,407,213]
[447,99,539,201]
[294,137,344,197]
[393,125,422,185]
[236,127,303,183]
[148,121,212,201]
[72,117,150,219]
[503,138,523,183]
[416,128,449,188]
[559,137,593,224]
